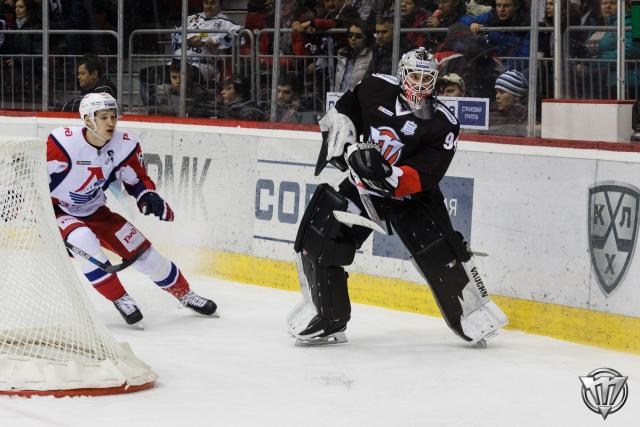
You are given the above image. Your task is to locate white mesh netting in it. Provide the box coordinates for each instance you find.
[0,137,156,394]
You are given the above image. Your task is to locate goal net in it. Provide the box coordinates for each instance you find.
[0,136,157,396]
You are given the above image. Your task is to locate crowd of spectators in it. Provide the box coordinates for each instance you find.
[0,0,639,133]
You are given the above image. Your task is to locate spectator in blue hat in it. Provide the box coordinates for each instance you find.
[490,69,528,135]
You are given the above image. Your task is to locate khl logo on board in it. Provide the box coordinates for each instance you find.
[588,182,640,296]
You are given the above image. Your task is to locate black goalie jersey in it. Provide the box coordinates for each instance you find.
[335,73,460,198]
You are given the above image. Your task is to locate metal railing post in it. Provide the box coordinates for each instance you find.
[117,0,124,107]
[391,1,401,76]
[527,0,540,137]
[179,0,188,117]
[617,1,626,100]
[41,0,49,111]
[553,0,563,98]
[269,0,283,122]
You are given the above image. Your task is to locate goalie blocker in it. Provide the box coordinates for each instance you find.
[287,182,507,345]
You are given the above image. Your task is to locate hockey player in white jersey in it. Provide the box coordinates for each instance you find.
[47,92,217,325]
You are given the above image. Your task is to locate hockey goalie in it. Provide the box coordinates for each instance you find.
[287,48,508,346]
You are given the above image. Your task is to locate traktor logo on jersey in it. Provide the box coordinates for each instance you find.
[368,126,404,165]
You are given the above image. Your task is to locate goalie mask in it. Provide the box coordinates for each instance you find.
[79,92,119,139]
[397,48,438,111]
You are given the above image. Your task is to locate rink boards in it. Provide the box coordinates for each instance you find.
[2,112,640,353]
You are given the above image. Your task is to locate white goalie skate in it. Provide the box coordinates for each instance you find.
[287,255,348,347]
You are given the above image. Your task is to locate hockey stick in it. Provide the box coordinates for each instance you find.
[333,211,387,234]
[64,241,147,274]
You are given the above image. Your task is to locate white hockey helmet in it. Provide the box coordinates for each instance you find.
[79,92,119,127]
[397,47,438,111]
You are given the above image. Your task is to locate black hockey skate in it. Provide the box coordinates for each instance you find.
[113,293,143,325]
[179,290,217,316]
[295,315,348,346]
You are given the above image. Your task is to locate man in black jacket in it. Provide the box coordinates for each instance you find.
[62,55,117,112]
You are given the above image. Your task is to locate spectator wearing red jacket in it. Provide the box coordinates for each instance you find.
[400,0,432,49]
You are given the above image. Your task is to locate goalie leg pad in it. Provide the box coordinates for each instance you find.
[390,197,506,343]
[294,183,362,266]
[289,184,362,340]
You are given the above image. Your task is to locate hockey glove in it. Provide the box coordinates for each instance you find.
[137,191,175,221]
[319,107,357,161]
[345,143,402,197]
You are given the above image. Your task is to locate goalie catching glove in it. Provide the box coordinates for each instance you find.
[345,143,403,197]
[137,191,174,221]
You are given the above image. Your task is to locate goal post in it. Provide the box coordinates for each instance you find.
[0,136,157,396]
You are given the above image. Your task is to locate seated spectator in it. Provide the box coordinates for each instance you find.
[425,0,468,49]
[3,0,41,93]
[152,60,210,118]
[400,0,432,49]
[139,0,241,106]
[584,0,640,61]
[463,0,531,61]
[437,73,466,97]
[218,74,265,122]
[539,0,583,58]
[538,0,583,99]
[580,0,640,97]
[62,55,117,112]
[292,0,360,57]
[292,0,360,96]
[171,0,241,83]
[433,23,498,98]
[270,73,316,123]
[334,20,373,92]
[489,70,528,135]
[367,15,410,76]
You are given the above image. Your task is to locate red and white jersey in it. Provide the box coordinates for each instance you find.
[47,126,156,217]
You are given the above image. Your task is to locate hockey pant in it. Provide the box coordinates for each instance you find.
[387,189,507,342]
[288,183,372,339]
[56,206,190,301]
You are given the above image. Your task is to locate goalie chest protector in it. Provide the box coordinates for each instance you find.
[336,74,461,191]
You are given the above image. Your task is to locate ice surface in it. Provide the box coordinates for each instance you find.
[1,271,639,427]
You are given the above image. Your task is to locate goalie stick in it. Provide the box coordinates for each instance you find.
[332,211,387,234]
[64,241,148,273]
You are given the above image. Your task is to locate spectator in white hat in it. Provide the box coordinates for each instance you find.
[437,73,466,97]
[490,69,528,135]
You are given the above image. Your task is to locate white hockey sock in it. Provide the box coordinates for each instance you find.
[132,247,177,288]
[67,227,110,274]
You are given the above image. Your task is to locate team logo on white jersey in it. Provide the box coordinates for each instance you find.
[368,126,404,165]
[69,166,106,205]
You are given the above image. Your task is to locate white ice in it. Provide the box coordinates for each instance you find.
[1,271,639,427]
